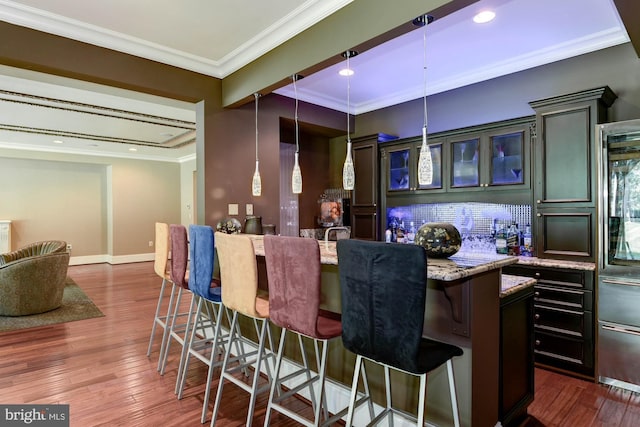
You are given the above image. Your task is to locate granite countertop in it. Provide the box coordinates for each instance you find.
[250,236,519,282]
[515,256,595,271]
[501,274,536,297]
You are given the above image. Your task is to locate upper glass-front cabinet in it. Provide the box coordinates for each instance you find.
[451,138,480,187]
[490,130,524,186]
[448,123,531,192]
[380,117,533,196]
[382,138,444,194]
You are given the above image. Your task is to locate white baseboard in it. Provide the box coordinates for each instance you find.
[69,252,154,266]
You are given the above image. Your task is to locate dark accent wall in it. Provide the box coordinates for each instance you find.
[354,43,640,140]
[204,93,345,229]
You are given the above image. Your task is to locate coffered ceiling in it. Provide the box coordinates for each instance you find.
[0,0,633,161]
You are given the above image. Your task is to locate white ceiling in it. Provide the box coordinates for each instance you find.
[0,0,630,161]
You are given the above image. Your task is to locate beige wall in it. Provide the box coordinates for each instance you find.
[0,147,183,264]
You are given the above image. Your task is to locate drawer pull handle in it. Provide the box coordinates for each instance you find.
[534,292,540,297]
[534,314,540,320]
[602,324,640,337]
[601,278,640,287]
[535,272,541,277]
[535,340,540,346]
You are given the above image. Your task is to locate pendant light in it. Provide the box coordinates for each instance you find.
[342,50,358,191]
[415,14,435,186]
[292,74,303,194]
[252,92,262,196]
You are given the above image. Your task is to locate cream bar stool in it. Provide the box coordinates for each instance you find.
[211,232,276,427]
[147,222,175,367]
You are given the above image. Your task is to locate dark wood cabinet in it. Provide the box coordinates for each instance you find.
[380,137,445,195]
[529,86,616,262]
[350,133,397,240]
[503,264,595,380]
[500,283,535,426]
[448,119,533,193]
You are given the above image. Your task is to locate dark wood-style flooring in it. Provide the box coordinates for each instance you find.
[0,262,638,426]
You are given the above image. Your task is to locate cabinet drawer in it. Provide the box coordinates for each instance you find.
[503,265,593,290]
[534,285,592,311]
[534,330,593,369]
[534,305,592,339]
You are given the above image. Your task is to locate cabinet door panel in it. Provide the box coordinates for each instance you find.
[539,108,592,202]
[353,142,377,207]
[490,131,524,185]
[537,210,593,260]
[387,146,411,192]
[351,208,377,240]
[451,138,480,187]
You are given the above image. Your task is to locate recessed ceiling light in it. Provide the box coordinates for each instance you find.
[473,10,495,24]
[339,68,354,77]
[53,140,63,144]
[129,147,137,152]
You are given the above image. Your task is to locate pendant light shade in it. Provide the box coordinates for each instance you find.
[342,50,357,191]
[416,14,434,186]
[252,93,262,196]
[291,74,303,194]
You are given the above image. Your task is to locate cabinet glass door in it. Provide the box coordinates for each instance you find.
[417,143,442,189]
[451,138,479,187]
[491,131,524,185]
[388,147,410,191]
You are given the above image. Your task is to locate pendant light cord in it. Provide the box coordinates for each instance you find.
[346,52,351,144]
[293,75,299,154]
[422,21,428,131]
[254,93,259,162]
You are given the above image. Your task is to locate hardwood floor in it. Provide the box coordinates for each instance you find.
[0,261,639,426]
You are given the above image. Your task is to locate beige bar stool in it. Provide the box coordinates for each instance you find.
[211,232,276,427]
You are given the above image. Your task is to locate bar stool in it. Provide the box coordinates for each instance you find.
[211,232,275,427]
[174,224,229,423]
[158,224,197,375]
[147,222,175,367]
[336,239,463,427]
[262,235,347,427]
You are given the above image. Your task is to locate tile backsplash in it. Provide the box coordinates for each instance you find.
[386,202,532,254]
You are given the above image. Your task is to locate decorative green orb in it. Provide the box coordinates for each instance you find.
[414,222,462,258]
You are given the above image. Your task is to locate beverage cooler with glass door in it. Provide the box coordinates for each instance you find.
[597,119,640,393]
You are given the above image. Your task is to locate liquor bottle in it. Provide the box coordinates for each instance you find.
[396,221,406,244]
[406,221,416,243]
[495,224,508,254]
[507,223,520,255]
[521,224,532,256]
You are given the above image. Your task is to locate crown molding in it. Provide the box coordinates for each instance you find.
[0,0,352,78]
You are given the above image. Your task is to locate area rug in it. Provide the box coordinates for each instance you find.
[0,277,104,332]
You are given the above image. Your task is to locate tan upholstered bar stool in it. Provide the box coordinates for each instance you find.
[211,232,275,427]
[262,235,347,427]
[337,239,463,427]
[147,222,174,366]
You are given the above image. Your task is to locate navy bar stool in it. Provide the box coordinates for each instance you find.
[337,239,463,426]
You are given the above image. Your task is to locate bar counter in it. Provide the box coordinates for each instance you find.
[250,236,531,426]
